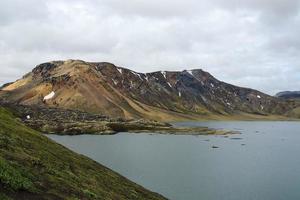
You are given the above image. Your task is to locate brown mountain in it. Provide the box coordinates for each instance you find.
[1,60,299,120]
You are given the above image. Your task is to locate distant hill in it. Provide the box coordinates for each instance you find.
[275,91,300,99]
[0,106,166,200]
[1,60,300,120]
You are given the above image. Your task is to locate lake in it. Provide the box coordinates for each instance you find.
[48,121,300,200]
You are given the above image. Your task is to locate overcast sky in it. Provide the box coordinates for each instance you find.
[0,0,299,95]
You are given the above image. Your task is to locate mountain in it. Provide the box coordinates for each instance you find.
[0,106,166,200]
[1,59,299,120]
[276,91,300,99]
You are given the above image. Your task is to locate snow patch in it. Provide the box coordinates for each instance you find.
[178,92,181,97]
[167,82,172,88]
[117,68,122,74]
[130,81,133,88]
[43,91,55,100]
[112,79,118,85]
[200,95,207,102]
[161,71,167,79]
[210,83,215,88]
[257,95,261,99]
[26,115,30,119]
[131,71,143,80]
[187,70,193,76]
[226,102,231,106]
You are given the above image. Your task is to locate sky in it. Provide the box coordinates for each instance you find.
[0,0,299,95]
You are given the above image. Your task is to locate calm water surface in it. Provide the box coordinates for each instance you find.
[48,121,300,200]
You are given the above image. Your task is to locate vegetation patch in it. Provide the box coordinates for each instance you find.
[0,157,34,191]
[0,192,12,200]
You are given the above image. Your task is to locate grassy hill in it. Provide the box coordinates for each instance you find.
[0,106,166,200]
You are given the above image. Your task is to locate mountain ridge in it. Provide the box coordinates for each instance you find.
[276,91,300,99]
[1,59,300,121]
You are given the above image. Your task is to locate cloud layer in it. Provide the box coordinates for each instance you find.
[0,0,299,94]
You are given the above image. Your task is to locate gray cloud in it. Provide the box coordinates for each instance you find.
[0,0,299,95]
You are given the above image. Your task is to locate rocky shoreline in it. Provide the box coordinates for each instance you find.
[1,102,238,135]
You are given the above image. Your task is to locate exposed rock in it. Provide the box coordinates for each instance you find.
[230,137,243,140]
[0,82,13,90]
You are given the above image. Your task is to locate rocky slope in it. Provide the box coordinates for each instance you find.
[276,91,300,99]
[1,60,299,120]
[1,103,235,135]
[0,106,167,200]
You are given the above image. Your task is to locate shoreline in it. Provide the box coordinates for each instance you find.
[2,103,297,137]
[166,114,300,123]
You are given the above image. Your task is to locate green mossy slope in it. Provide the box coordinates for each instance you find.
[0,107,166,200]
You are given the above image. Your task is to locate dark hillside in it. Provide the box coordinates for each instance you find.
[0,106,166,200]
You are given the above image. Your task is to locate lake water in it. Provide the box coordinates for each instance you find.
[48,121,300,200]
